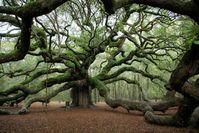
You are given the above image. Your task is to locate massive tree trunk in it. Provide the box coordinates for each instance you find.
[70,86,93,107]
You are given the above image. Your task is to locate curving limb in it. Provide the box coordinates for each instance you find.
[89,77,181,113]
[0,80,82,115]
[0,18,32,64]
[145,97,199,127]
[168,43,199,99]
[101,0,199,24]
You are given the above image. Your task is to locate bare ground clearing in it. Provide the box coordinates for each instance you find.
[0,102,198,133]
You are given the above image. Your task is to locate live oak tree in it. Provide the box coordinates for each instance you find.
[0,0,199,128]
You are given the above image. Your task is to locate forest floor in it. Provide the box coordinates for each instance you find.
[0,102,198,133]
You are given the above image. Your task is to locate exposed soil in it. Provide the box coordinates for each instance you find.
[0,102,198,133]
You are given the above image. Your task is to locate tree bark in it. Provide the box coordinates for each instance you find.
[101,0,199,24]
[70,86,93,108]
[189,105,199,128]
[90,77,181,112]
[167,43,199,100]
[145,96,198,127]
[0,18,32,64]
[173,97,198,127]
[0,0,69,17]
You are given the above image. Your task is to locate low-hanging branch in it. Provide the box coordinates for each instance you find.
[89,77,181,113]
[0,71,71,96]
[145,96,199,127]
[0,80,81,115]
[0,93,24,103]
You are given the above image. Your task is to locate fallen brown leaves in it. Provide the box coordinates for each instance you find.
[0,102,198,133]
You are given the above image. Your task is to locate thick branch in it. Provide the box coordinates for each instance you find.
[99,66,166,83]
[167,43,199,101]
[90,77,180,113]
[145,96,198,127]
[0,18,32,64]
[0,0,69,17]
[0,71,71,95]
[0,15,20,27]
[0,80,79,115]
[101,0,199,23]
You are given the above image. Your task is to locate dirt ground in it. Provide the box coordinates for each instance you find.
[0,102,198,133]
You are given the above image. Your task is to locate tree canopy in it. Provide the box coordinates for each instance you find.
[0,0,199,128]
